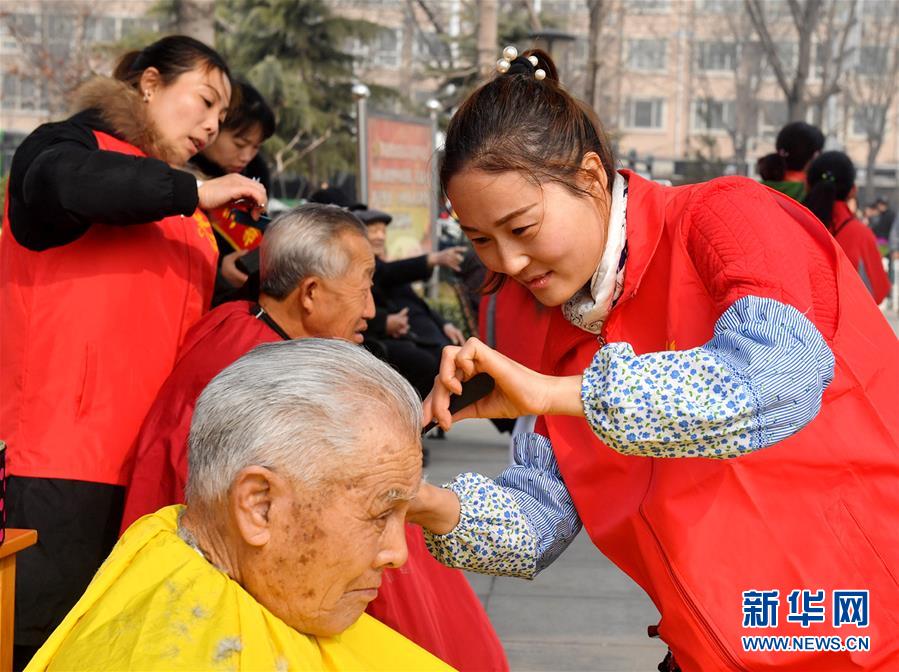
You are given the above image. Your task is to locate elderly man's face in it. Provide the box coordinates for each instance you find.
[308,231,376,343]
[254,417,422,636]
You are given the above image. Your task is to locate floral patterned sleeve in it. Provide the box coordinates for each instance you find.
[582,295,835,458]
[424,432,581,579]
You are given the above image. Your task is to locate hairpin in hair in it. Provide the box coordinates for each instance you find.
[495,45,546,80]
[821,170,835,183]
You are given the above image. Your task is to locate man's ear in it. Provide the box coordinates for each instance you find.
[230,466,281,547]
[297,276,320,315]
[579,151,609,198]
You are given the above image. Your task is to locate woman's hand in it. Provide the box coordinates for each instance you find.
[422,337,584,430]
[198,174,267,219]
[221,249,249,287]
[406,481,461,535]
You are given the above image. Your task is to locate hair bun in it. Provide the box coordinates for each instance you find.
[521,48,559,82]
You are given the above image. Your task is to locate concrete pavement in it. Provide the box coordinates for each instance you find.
[423,421,668,671]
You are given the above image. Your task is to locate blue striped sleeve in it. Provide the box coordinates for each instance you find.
[423,433,581,578]
[582,296,835,458]
[496,432,582,573]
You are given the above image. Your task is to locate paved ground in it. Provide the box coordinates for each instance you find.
[423,420,668,672]
[421,307,897,671]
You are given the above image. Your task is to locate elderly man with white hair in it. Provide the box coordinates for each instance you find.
[28,340,451,670]
[117,204,508,670]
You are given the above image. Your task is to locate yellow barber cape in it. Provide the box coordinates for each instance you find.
[27,506,453,671]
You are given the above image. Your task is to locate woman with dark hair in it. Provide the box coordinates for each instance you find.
[190,80,276,302]
[758,121,825,200]
[0,35,266,666]
[409,48,899,671]
[804,151,891,304]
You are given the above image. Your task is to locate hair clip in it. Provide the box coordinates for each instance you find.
[496,45,547,80]
[821,170,835,183]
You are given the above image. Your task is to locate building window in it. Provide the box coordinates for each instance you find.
[852,105,887,137]
[371,28,400,68]
[696,42,737,72]
[624,98,665,129]
[697,0,730,11]
[760,100,788,133]
[0,72,49,113]
[630,0,670,13]
[626,39,667,72]
[856,46,889,76]
[85,16,117,43]
[692,98,734,132]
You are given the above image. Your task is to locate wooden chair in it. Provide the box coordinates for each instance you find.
[0,529,38,672]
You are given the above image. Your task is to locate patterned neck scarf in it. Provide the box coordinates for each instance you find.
[562,173,629,335]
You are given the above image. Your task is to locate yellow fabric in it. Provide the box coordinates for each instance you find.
[27,506,453,672]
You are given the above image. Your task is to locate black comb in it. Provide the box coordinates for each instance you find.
[421,373,496,435]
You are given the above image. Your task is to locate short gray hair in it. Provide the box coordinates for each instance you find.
[260,203,368,299]
[185,339,422,505]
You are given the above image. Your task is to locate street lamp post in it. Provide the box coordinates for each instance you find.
[352,83,371,205]
[426,98,442,300]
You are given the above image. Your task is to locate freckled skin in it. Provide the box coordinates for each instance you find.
[241,416,422,637]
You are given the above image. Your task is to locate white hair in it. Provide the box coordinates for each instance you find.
[260,203,367,299]
[185,339,422,505]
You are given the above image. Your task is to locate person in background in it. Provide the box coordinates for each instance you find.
[120,204,508,671]
[27,340,451,671]
[190,80,276,304]
[804,151,891,305]
[757,121,825,200]
[0,35,266,668]
[409,48,898,671]
[308,188,467,400]
[870,196,895,243]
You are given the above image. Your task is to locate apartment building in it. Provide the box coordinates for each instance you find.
[0,0,159,171]
[558,0,899,188]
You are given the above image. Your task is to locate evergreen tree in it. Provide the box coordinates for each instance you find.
[214,0,386,193]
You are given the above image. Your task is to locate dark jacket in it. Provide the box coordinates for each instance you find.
[6,109,198,251]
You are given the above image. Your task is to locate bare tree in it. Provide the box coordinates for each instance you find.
[807,0,856,127]
[692,9,770,175]
[744,0,855,120]
[584,0,609,114]
[0,1,103,121]
[476,0,498,79]
[846,3,899,205]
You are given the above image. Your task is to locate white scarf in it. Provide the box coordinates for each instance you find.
[562,173,628,335]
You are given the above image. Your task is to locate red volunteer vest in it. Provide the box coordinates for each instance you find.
[534,173,899,670]
[0,131,218,486]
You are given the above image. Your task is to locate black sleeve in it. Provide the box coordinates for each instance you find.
[7,116,198,251]
[367,307,388,336]
[373,255,432,288]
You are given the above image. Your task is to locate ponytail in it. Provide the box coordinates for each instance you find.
[803,151,856,232]
[803,181,838,232]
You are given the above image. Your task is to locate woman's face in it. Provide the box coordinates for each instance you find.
[202,123,265,174]
[446,159,610,307]
[141,65,232,167]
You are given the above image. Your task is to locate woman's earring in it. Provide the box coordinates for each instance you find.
[143,91,150,102]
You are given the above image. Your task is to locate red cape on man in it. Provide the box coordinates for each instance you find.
[121,300,507,671]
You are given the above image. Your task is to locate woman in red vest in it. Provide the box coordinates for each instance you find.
[410,49,899,671]
[0,36,266,666]
[189,80,276,304]
[803,151,891,305]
